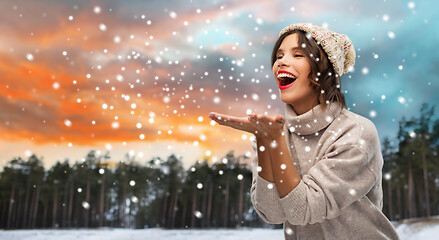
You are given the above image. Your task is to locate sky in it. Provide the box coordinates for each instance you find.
[0,0,438,170]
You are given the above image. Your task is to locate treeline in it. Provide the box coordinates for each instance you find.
[0,150,269,229]
[1,103,439,229]
[382,103,439,220]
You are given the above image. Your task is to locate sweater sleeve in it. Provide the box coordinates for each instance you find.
[279,144,377,225]
[249,139,286,224]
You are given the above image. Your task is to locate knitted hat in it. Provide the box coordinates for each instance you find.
[279,23,356,77]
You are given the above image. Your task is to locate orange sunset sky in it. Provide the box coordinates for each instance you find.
[0,0,290,169]
[1,0,438,169]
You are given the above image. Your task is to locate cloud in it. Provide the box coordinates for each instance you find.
[1,0,438,169]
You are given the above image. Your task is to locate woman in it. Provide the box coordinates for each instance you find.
[208,23,399,239]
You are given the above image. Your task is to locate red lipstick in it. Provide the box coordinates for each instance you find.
[277,70,297,90]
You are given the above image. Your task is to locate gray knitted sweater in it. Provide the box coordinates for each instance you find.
[250,102,399,240]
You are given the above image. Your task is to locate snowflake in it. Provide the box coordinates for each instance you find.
[64,119,72,127]
[82,201,90,209]
[349,188,357,196]
[99,23,107,31]
[194,211,202,219]
[361,67,369,75]
[387,32,395,39]
[26,53,34,61]
[93,6,101,14]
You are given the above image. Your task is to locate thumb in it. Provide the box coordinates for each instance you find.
[275,114,285,124]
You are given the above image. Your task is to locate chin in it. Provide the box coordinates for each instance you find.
[280,95,296,105]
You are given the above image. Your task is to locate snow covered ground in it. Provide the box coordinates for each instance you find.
[1,220,439,240]
[0,228,284,240]
[395,217,439,240]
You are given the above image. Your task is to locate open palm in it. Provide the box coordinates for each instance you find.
[208,112,285,139]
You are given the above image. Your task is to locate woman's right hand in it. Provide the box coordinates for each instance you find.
[208,112,259,135]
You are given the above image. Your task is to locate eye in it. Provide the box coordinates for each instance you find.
[294,54,304,57]
[277,55,283,59]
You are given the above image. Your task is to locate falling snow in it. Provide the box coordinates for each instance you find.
[348,188,357,196]
[26,53,34,61]
[387,32,395,39]
[82,201,90,209]
[194,211,203,219]
[1,3,437,230]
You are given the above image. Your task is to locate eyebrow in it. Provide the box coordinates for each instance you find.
[277,47,303,54]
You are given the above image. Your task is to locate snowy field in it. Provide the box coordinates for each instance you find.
[0,228,284,240]
[1,222,439,240]
[394,217,439,240]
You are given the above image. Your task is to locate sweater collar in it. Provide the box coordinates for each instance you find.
[285,102,343,136]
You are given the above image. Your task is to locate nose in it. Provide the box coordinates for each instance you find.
[277,55,290,67]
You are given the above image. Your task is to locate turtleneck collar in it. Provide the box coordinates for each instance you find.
[285,102,343,136]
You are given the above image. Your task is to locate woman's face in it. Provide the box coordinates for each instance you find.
[272,33,318,112]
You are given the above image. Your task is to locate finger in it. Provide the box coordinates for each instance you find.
[275,115,285,124]
[257,114,274,125]
[209,113,230,124]
[208,112,218,119]
[257,114,271,121]
[248,114,259,124]
[210,117,226,126]
[257,114,284,125]
[212,114,250,128]
[209,113,230,122]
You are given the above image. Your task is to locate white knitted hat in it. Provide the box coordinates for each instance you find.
[279,23,356,77]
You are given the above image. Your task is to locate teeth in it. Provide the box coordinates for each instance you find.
[277,73,296,79]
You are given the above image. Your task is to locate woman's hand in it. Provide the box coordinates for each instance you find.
[208,112,258,135]
[248,113,285,140]
[208,112,285,140]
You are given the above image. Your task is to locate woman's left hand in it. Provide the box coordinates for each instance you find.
[248,113,286,140]
[209,112,285,140]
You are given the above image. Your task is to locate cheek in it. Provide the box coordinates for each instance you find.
[303,62,312,75]
[272,66,278,76]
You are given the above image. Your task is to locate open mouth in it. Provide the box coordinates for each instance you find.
[277,71,297,89]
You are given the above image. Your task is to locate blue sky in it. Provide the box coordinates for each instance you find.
[0,0,438,168]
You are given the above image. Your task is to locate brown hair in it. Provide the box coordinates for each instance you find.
[271,30,346,111]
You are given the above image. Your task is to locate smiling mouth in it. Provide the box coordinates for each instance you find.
[277,71,297,89]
